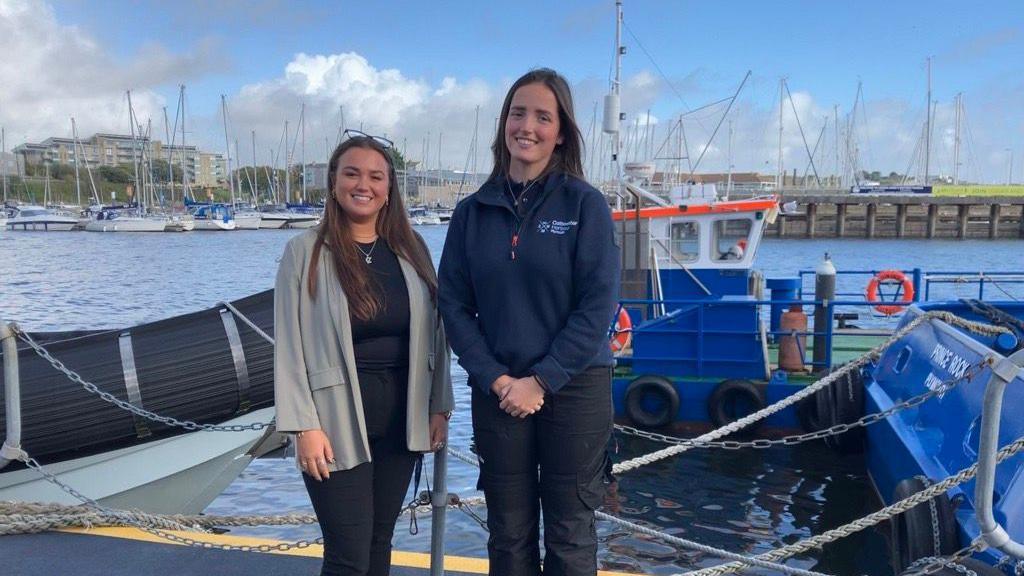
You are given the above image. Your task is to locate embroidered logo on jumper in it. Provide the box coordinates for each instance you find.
[537,220,578,235]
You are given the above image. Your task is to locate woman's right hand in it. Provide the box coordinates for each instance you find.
[296,429,334,481]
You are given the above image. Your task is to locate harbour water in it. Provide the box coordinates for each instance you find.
[1,227,1022,575]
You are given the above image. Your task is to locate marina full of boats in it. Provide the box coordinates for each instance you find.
[1,201,452,233]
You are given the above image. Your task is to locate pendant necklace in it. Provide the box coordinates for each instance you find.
[355,238,378,264]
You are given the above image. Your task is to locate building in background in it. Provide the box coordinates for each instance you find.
[13,133,226,188]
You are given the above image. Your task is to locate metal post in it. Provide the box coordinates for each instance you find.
[813,255,836,373]
[912,269,922,302]
[430,448,448,576]
[975,349,1024,560]
[0,321,23,470]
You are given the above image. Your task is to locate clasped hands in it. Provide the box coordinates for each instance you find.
[491,375,545,418]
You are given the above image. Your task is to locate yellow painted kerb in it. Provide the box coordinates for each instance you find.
[60,527,638,576]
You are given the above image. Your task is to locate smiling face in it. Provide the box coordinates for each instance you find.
[332,146,390,227]
[504,82,563,182]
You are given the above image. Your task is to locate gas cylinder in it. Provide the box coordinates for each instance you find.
[779,304,808,372]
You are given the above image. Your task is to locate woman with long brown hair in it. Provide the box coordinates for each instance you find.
[274,131,454,576]
[439,69,620,575]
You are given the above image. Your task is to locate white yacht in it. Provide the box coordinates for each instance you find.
[83,207,169,233]
[189,203,237,231]
[5,205,78,231]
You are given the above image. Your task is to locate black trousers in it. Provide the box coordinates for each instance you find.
[304,367,419,576]
[471,366,612,576]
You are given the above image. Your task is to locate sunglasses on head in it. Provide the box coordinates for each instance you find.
[343,129,394,150]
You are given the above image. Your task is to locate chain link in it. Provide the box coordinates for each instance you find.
[14,327,271,432]
[614,361,985,450]
[901,541,986,576]
[914,475,945,558]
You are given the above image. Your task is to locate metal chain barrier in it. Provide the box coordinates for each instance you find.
[612,311,1010,475]
[614,361,985,450]
[13,326,272,432]
[682,436,1024,576]
[903,547,984,576]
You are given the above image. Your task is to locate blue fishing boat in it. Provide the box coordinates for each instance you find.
[606,182,1024,572]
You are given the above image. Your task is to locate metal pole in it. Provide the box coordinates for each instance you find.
[0,321,23,471]
[974,348,1024,560]
[429,448,448,576]
[813,254,836,373]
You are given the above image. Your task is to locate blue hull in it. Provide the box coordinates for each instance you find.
[864,302,1024,568]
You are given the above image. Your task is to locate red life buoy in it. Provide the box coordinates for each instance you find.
[610,308,632,353]
[866,270,915,316]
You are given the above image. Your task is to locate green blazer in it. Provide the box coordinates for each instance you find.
[273,228,454,471]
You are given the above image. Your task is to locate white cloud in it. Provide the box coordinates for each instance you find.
[0,0,223,143]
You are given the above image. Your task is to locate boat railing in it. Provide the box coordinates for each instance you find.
[975,347,1024,560]
[618,296,929,372]
[796,268,1024,302]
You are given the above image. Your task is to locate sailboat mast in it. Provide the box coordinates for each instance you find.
[301,103,307,203]
[776,79,784,190]
[953,93,962,185]
[284,120,291,203]
[179,85,189,200]
[1,127,6,205]
[726,119,733,195]
[252,130,259,203]
[833,104,839,188]
[163,106,174,206]
[924,57,931,185]
[127,90,142,206]
[221,95,235,206]
[71,117,82,207]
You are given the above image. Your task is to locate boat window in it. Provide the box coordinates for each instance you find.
[714,219,752,261]
[669,221,699,262]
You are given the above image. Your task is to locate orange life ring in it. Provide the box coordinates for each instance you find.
[610,308,632,352]
[866,270,915,316]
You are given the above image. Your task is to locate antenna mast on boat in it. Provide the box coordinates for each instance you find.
[603,0,624,208]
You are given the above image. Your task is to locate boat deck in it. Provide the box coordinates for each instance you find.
[2,527,635,575]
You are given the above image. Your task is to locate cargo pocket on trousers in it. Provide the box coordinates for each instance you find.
[576,452,610,511]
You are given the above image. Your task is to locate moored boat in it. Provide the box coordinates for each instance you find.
[0,290,283,514]
[4,205,78,231]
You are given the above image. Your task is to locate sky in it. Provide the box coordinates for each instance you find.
[1,0,1022,184]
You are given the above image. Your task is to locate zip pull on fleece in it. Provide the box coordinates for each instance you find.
[510,234,519,260]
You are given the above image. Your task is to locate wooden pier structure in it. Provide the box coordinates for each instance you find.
[766,194,1024,239]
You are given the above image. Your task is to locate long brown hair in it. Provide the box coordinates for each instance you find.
[308,136,437,321]
[488,68,585,183]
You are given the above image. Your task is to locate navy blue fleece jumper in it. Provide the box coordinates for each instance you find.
[438,171,620,394]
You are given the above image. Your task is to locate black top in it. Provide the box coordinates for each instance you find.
[350,239,410,370]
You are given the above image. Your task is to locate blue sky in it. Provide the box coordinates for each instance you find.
[4,0,1022,182]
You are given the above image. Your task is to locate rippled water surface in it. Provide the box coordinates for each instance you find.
[2,227,1021,575]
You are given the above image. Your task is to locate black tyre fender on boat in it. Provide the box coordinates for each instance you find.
[707,379,765,433]
[795,379,833,433]
[891,476,960,573]
[823,364,866,454]
[624,376,680,429]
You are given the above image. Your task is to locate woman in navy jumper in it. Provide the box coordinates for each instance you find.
[438,68,620,576]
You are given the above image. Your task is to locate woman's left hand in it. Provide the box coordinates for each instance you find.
[429,413,449,452]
